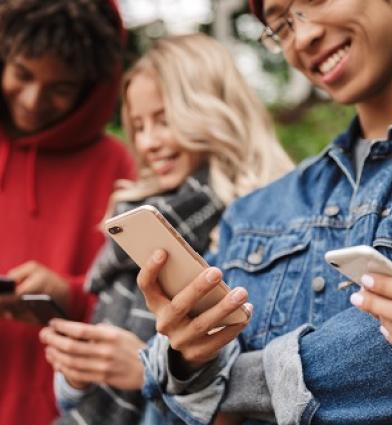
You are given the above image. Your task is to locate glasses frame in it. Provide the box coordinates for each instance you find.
[259,3,310,54]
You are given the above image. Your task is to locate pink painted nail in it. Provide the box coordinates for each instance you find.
[380,325,390,339]
[350,292,364,307]
[361,274,374,289]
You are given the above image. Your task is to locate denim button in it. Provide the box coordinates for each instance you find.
[312,276,326,292]
[247,246,263,264]
[324,206,340,217]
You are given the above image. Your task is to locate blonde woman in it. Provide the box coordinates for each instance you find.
[40,33,292,425]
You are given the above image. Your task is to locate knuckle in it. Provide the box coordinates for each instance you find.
[169,337,184,353]
[362,293,376,312]
[136,272,145,289]
[191,317,207,335]
[155,319,170,335]
[62,340,75,352]
[98,363,111,376]
[100,347,114,360]
[170,299,187,317]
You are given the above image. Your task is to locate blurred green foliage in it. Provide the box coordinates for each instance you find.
[275,102,355,163]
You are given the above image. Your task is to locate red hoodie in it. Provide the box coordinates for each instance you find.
[0,2,136,424]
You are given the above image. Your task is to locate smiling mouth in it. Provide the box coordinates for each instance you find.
[316,43,351,76]
[150,154,180,174]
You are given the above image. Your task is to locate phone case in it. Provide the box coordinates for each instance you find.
[105,205,249,326]
[21,294,66,324]
[325,245,392,285]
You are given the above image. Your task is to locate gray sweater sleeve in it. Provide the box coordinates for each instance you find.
[142,325,314,425]
[219,325,314,424]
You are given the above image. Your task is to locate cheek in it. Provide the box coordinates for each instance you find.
[1,74,19,103]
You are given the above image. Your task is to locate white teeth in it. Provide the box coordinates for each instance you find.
[319,45,350,75]
[151,156,176,171]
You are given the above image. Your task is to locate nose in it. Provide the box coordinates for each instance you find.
[20,84,45,110]
[137,125,162,152]
[293,19,324,52]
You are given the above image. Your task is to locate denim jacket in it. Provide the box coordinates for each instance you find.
[142,119,392,425]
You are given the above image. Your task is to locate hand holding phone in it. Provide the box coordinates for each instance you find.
[325,245,392,287]
[105,205,250,327]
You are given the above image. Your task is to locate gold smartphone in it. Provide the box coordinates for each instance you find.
[104,205,250,326]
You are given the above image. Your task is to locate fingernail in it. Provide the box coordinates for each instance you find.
[153,250,165,263]
[350,292,364,307]
[206,268,221,284]
[230,288,247,304]
[244,303,253,316]
[361,274,374,289]
[380,325,390,339]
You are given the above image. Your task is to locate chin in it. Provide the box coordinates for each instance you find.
[158,175,185,192]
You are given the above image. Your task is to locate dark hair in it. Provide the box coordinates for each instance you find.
[0,0,123,81]
[249,0,265,24]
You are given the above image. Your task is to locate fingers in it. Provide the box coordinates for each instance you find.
[156,267,224,333]
[137,249,170,313]
[166,287,248,356]
[46,346,111,375]
[8,261,40,282]
[172,323,247,367]
[49,319,118,341]
[15,275,43,296]
[186,287,249,336]
[40,327,98,357]
[380,317,392,344]
[46,347,103,386]
[351,287,392,321]
[361,273,392,299]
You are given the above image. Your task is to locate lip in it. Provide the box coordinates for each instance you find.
[149,153,180,175]
[14,105,45,124]
[309,41,351,85]
[310,40,351,72]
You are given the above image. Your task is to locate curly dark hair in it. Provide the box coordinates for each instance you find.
[0,0,123,81]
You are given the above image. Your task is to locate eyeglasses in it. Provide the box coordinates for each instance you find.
[259,0,333,54]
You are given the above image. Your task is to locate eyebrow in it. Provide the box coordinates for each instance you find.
[12,60,82,86]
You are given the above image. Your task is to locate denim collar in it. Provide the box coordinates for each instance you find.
[332,117,392,158]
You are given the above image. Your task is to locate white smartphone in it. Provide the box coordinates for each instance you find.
[104,205,250,326]
[325,245,392,286]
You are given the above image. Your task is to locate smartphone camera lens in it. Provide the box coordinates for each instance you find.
[108,226,123,235]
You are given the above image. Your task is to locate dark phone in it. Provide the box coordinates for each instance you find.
[21,294,67,325]
[0,277,16,294]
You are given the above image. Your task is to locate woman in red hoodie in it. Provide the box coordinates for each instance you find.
[0,1,135,424]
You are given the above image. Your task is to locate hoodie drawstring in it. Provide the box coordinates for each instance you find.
[0,139,10,190]
[26,146,38,216]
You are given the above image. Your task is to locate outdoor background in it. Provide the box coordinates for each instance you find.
[112,0,355,163]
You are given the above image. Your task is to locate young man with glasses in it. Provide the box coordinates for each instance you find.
[138,0,392,423]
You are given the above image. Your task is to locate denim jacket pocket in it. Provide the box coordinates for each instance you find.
[222,228,311,349]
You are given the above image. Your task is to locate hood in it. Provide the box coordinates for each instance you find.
[0,0,126,215]
[5,0,125,153]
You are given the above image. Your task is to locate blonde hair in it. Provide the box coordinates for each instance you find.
[116,33,293,206]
